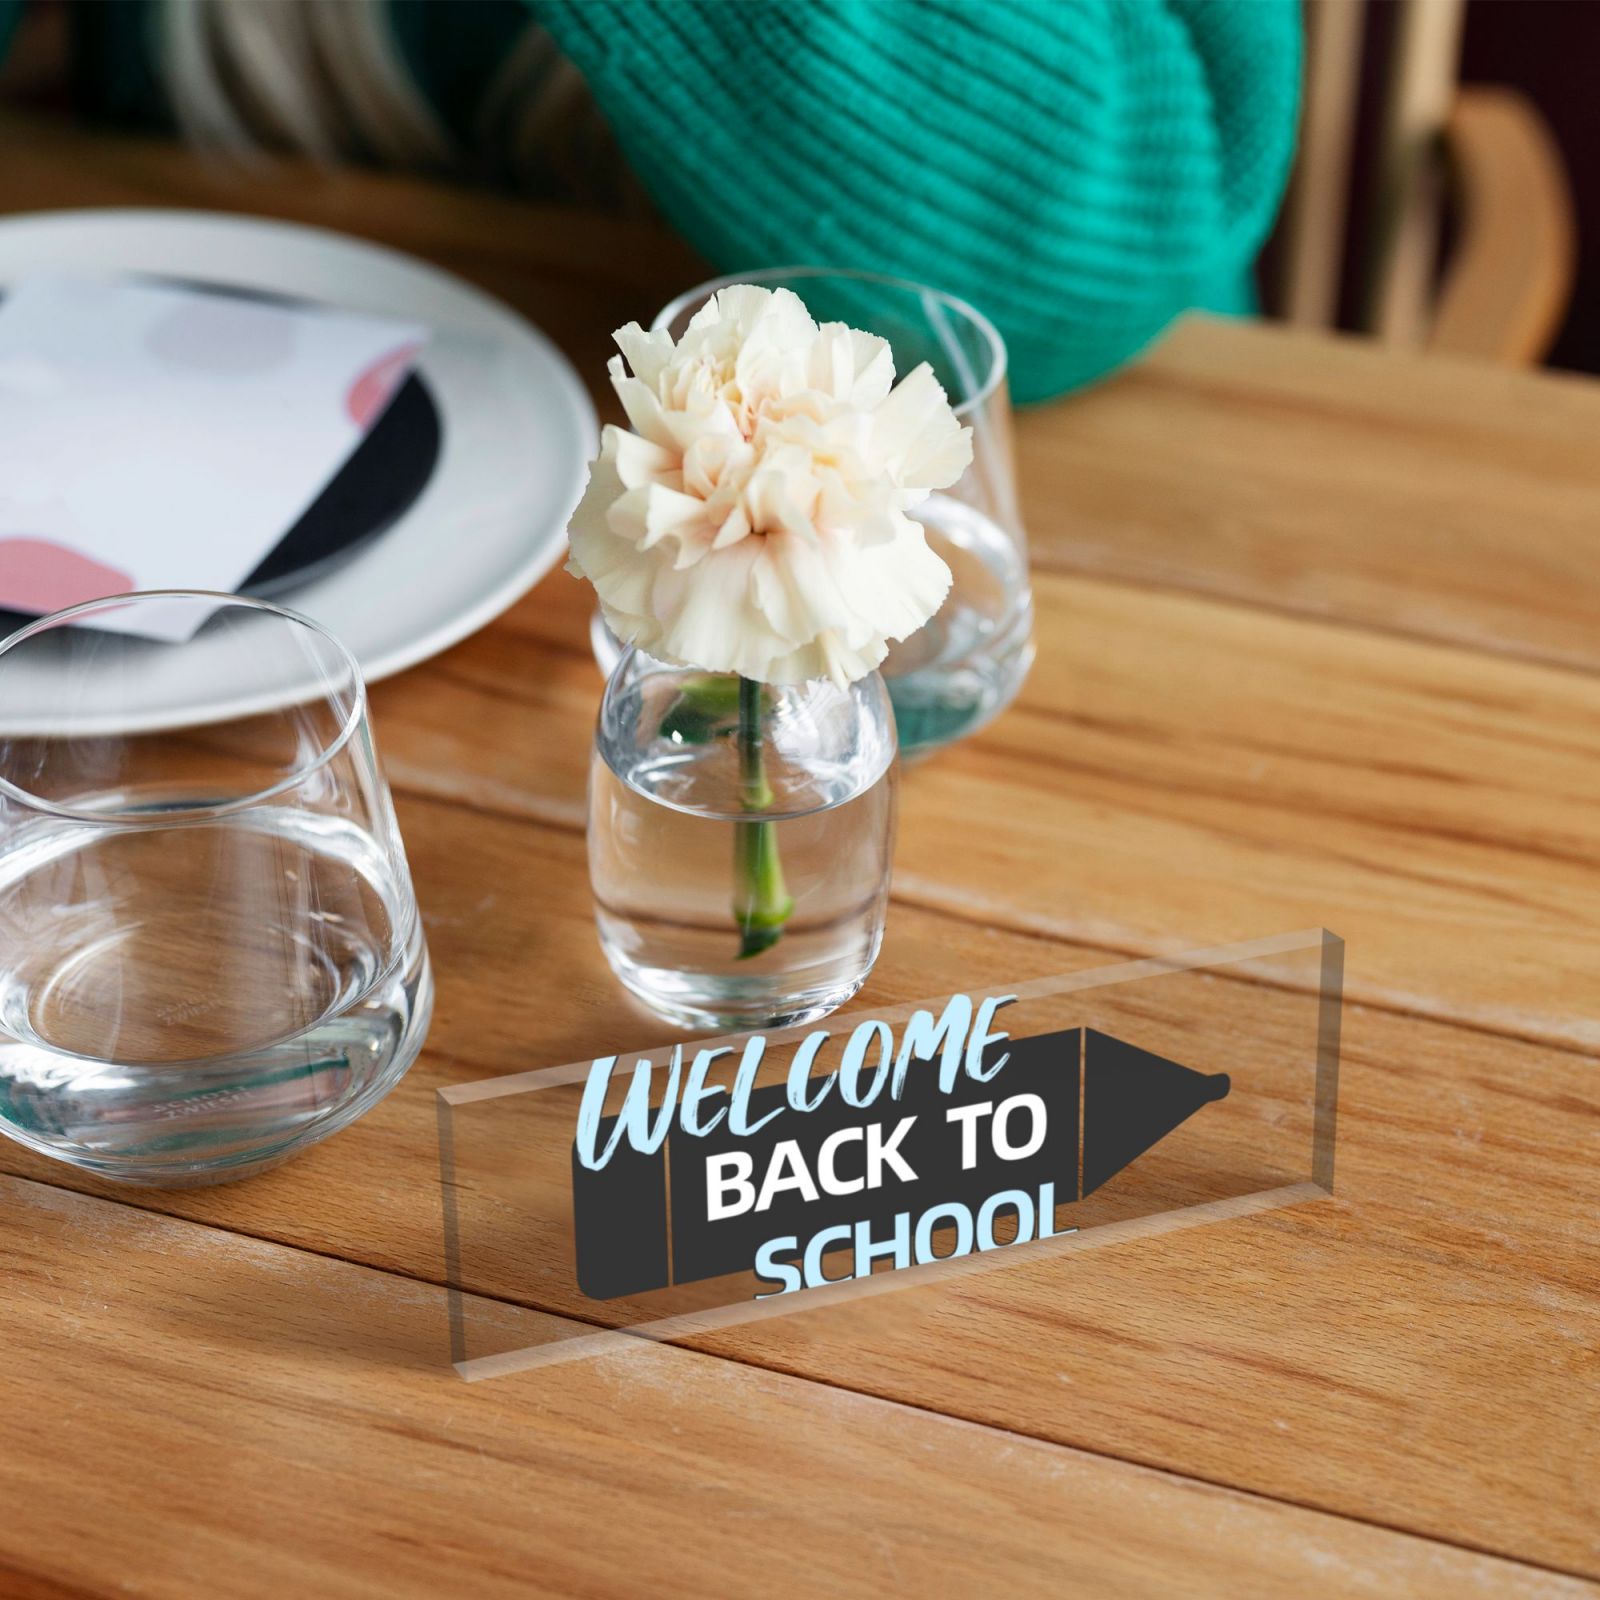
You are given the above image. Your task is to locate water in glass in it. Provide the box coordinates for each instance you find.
[590,650,897,1031]
[882,492,1034,751]
[0,593,432,1185]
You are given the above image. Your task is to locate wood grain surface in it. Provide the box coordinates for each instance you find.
[1022,315,1600,671]
[10,1176,1590,1600]
[1,113,1597,1598]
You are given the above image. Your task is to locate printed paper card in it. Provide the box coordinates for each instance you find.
[0,276,426,639]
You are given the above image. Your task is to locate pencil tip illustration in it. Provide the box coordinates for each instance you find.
[1081,1029,1232,1198]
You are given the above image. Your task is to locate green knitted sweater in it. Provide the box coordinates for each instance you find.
[0,0,1300,403]
[529,0,1301,402]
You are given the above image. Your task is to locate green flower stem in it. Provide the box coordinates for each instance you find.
[659,675,743,745]
[733,674,793,959]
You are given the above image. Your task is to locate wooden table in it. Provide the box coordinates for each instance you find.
[2,116,1597,1599]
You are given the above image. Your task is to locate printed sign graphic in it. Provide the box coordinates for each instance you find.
[571,1027,1231,1300]
[437,930,1341,1380]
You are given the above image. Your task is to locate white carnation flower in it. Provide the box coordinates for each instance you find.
[566,284,973,687]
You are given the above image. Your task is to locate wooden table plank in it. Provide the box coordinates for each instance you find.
[13,1175,1590,1600]
[901,570,1600,1049]
[366,564,1600,1053]
[1,788,1595,1576]
[1020,316,1600,673]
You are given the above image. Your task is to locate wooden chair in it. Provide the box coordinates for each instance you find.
[1274,0,1576,365]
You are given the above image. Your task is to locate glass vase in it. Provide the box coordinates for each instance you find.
[593,266,1034,758]
[588,646,897,1032]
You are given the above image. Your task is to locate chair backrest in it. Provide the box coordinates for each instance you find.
[1272,0,1573,364]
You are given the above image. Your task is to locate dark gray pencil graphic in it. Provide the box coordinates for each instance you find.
[571,1027,1231,1300]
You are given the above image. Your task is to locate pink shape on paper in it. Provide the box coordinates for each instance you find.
[346,343,420,430]
[0,537,134,612]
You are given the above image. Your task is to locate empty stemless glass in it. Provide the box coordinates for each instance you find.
[592,267,1035,757]
[0,591,432,1186]
[590,645,897,1031]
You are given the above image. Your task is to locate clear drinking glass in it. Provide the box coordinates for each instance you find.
[592,267,1034,757]
[0,592,432,1186]
[590,645,897,1031]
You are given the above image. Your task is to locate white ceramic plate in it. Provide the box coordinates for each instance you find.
[0,209,595,726]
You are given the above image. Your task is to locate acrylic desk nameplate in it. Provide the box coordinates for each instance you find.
[437,930,1341,1379]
